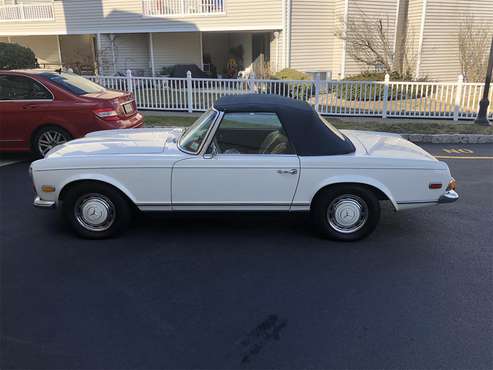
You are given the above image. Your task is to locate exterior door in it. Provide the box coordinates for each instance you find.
[172,112,300,210]
[0,75,53,150]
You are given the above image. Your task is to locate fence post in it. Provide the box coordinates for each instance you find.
[382,73,390,119]
[314,73,321,112]
[186,70,193,113]
[453,74,463,121]
[249,73,256,93]
[125,69,133,94]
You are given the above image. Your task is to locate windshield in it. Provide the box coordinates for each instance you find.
[178,109,217,153]
[44,72,106,95]
[318,114,347,141]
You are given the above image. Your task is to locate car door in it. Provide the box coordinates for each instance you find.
[0,75,53,150]
[172,112,300,210]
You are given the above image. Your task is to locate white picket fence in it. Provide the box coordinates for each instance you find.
[85,71,493,121]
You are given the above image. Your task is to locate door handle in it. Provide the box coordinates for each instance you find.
[277,169,298,175]
[22,104,39,110]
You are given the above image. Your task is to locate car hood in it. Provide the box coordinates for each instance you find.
[46,128,184,158]
[342,130,437,162]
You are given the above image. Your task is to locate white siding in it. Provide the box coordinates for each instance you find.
[152,32,202,72]
[344,0,399,77]
[0,0,282,36]
[290,0,334,74]
[418,0,493,81]
[99,33,150,75]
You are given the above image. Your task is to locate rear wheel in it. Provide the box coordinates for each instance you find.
[62,183,132,239]
[312,185,380,241]
[33,126,71,157]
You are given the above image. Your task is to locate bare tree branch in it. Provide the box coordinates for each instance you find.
[458,15,492,82]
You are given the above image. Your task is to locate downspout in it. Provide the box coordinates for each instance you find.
[281,0,287,69]
[340,0,349,79]
[415,0,427,78]
[286,0,292,68]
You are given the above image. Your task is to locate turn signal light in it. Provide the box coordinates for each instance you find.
[94,108,120,122]
[446,178,457,191]
[41,185,56,193]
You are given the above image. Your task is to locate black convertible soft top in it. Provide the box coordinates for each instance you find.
[214,94,355,156]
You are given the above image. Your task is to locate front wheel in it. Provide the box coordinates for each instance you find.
[312,185,380,241]
[62,183,132,239]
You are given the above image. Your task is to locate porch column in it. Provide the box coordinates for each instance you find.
[200,32,204,70]
[149,32,155,76]
[96,33,103,75]
[56,35,63,68]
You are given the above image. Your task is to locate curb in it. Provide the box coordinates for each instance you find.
[401,134,493,144]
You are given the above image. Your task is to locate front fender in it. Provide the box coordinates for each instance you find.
[55,173,137,205]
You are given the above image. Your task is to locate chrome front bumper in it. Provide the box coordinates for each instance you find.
[438,190,459,204]
[33,196,56,209]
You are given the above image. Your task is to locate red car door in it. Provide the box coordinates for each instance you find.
[0,75,54,151]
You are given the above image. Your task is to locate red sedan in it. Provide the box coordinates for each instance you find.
[0,70,143,157]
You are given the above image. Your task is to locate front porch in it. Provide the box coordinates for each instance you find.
[1,30,281,78]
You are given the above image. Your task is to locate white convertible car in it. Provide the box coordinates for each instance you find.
[30,94,458,241]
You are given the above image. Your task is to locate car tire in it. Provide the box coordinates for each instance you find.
[62,182,132,239]
[33,126,72,158]
[312,185,380,242]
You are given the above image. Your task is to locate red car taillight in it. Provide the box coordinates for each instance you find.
[94,108,120,122]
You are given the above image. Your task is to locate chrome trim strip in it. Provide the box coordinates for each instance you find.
[397,200,437,205]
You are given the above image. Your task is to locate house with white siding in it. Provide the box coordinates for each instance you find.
[0,0,491,81]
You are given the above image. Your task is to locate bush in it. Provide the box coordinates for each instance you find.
[273,68,311,81]
[273,68,313,100]
[335,71,433,101]
[0,42,38,70]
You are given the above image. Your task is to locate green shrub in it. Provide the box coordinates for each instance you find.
[334,71,434,101]
[273,68,313,100]
[0,42,38,70]
[273,68,311,81]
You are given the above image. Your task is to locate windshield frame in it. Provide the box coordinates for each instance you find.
[177,108,220,155]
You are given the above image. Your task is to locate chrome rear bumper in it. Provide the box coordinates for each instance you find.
[438,190,459,204]
[34,196,56,209]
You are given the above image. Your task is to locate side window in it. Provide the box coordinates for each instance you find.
[212,112,294,155]
[0,75,52,101]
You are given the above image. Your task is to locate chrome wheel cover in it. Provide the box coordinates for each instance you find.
[327,195,368,234]
[74,194,116,232]
[37,130,68,156]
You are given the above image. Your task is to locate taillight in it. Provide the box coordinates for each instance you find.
[94,108,120,122]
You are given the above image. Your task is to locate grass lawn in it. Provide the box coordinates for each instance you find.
[143,113,493,135]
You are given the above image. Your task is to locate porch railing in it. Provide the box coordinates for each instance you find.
[0,2,54,22]
[142,0,225,17]
[85,72,493,121]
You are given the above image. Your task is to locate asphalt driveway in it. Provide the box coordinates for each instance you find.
[1,144,492,369]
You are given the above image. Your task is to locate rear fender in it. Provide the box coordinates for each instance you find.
[314,175,398,210]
